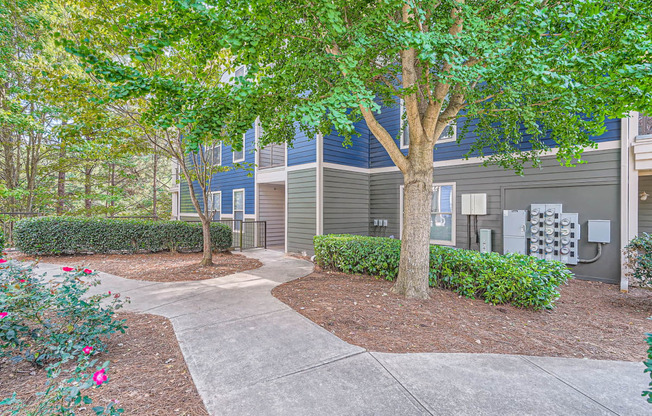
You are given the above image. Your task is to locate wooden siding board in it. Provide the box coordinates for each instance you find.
[368,103,622,168]
[323,168,370,236]
[288,125,316,166]
[369,149,621,283]
[287,168,316,254]
[639,176,652,235]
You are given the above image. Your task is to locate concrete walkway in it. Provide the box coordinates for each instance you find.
[37,250,650,415]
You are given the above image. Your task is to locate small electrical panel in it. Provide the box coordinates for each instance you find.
[587,220,610,243]
[461,193,487,215]
[526,204,579,265]
[479,229,492,253]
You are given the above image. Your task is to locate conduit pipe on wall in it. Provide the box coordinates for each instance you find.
[578,243,605,264]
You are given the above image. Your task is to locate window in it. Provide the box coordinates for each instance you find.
[208,143,221,166]
[233,133,245,163]
[430,184,455,244]
[399,99,457,149]
[400,182,456,246]
[233,189,244,226]
[210,191,221,221]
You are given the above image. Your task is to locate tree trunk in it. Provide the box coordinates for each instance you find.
[199,216,213,266]
[56,144,66,215]
[84,166,93,216]
[391,145,434,299]
[152,153,158,219]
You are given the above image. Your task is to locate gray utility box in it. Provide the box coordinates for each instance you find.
[588,220,611,243]
[479,229,492,253]
[503,210,528,255]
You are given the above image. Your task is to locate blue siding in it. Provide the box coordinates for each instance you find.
[211,127,256,215]
[288,125,316,166]
[323,120,370,168]
[369,104,622,168]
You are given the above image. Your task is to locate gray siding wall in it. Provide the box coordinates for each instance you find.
[323,168,370,235]
[287,168,316,254]
[639,175,652,235]
[369,149,622,284]
[258,184,285,248]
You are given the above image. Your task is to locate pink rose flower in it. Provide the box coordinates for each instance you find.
[83,268,93,274]
[0,259,7,263]
[62,267,74,272]
[0,312,7,319]
[19,279,25,283]
[83,346,93,355]
[93,368,108,386]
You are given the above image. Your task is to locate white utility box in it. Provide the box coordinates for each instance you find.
[461,193,487,215]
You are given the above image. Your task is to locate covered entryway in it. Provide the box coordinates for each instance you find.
[258,182,285,251]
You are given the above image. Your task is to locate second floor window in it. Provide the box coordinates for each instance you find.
[400,99,456,149]
[209,143,221,166]
[233,133,245,163]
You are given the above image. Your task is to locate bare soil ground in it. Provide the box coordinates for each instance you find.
[11,251,262,282]
[0,312,208,415]
[272,270,652,362]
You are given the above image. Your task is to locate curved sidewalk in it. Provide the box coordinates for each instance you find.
[38,250,650,415]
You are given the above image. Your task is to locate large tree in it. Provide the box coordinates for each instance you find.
[68,0,651,295]
[61,0,252,265]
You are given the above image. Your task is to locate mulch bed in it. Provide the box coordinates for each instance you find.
[11,251,262,282]
[0,312,208,415]
[272,270,652,362]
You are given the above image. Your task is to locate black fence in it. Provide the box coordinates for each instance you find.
[0,212,43,247]
[214,219,267,251]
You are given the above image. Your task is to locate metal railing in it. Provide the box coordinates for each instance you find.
[214,219,267,251]
[0,212,43,247]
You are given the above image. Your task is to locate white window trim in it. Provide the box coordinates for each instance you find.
[208,142,222,166]
[399,182,456,246]
[210,191,222,219]
[399,99,409,150]
[437,122,457,144]
[400,99,457,149]
[232,188,245,221]
[233,133,246,163]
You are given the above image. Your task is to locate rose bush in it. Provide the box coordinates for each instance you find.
[0,256,126,414]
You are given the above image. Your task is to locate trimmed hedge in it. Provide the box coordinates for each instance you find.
[14,217,232,255]
[314,234,572,310]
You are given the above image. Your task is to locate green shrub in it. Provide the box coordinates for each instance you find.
[644,329,652,404]
[624,233,652,288]
[0,260,127,367]
[314,234,572,310]
[0,258,125,414]
[13,217,232,256]
[0,228,4,252]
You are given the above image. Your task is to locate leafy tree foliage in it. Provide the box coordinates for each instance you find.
[57,0,652,291]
